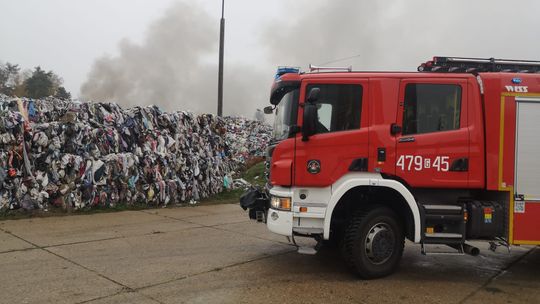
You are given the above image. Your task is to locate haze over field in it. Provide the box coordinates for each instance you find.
[1,0,540,116]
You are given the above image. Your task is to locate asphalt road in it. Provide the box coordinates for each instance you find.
[0,204,538,304]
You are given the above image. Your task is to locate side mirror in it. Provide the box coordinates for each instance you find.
[302,102,318,141]
[263,106,274,114]
[306,87,320,103]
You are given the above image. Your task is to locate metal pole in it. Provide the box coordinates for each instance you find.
[217,0,225,117]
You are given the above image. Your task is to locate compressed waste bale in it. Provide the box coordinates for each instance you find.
[0,94,272,212]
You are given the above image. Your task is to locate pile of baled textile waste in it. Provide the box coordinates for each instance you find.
[0,94,272,211]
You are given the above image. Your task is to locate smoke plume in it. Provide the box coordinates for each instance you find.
[264,0,540,71]
[81,1,266,116]
[82,0,540,116]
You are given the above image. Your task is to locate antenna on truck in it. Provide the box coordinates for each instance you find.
[309,64,352,73]
[419,56,540,73]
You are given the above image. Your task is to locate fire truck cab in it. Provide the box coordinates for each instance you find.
[240,57,540,278]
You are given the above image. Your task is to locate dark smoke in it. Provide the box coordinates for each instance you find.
[81,1,266,116]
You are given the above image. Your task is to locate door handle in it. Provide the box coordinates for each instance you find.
[398,137,415,143]
[390,123,402,135]
[450,158,469,172]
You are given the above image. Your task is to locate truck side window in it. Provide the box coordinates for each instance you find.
[402,84,462,135]
[306,84,362,134]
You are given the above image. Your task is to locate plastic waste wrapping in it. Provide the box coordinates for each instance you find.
[0,94,272,212]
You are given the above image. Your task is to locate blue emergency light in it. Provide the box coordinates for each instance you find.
[275,66,300,80]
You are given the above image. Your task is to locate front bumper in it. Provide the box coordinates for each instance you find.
[241,186,327,238]
[267,208,293,236]
[266,186,294,236]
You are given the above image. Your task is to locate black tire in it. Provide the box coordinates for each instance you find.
[322,228,343,249]
[342,206,405,279]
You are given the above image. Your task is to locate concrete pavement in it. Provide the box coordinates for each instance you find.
[0,203,538,304]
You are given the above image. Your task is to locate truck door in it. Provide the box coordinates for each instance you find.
[295,79,369,187]
[395,79,469,188]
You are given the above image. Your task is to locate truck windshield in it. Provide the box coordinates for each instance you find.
[273,88,299,140]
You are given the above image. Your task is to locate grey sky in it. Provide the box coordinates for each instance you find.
[0,0,170,95]
[1,0,540,117]
[0,0,281,99]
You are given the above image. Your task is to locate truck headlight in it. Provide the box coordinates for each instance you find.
[270,196,291,211]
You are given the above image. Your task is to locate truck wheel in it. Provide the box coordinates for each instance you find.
[342,206,405,279]
[322,228,343,249]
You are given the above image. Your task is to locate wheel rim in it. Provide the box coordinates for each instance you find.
[364,222,395,265]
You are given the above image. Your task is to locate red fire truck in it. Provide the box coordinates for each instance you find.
[240,57,540,278]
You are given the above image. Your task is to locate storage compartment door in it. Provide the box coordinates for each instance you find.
[514,97,540,244]
[515,98,540,200]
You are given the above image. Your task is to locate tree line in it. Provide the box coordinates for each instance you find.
[0,61,71,100]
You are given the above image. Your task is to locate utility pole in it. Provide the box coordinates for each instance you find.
[217,0,225,117]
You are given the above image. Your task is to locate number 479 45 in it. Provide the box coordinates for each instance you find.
[396,155,449,172]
